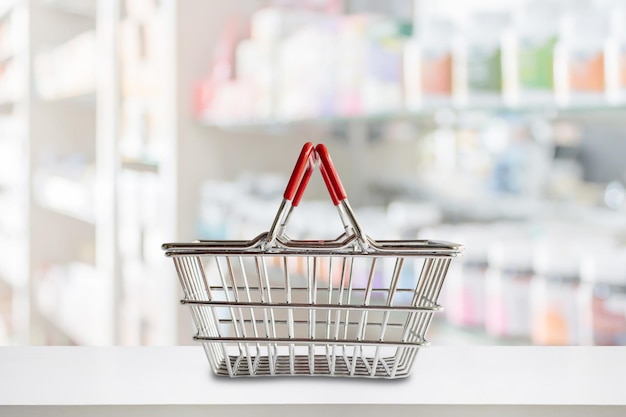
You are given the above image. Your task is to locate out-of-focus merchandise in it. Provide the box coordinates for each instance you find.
[353,15,406,115]
[404,19,454,110]
[437,218,626,345]
[546,120,585,200]
[277,13,337,119]
[504,0,558,105]
[198,176,443,245]
[197,1,626,125]
[554,5,607,105]
[579,247,626,346]
[33,153,95,222]
[197,7,410,123]
[117,168,170,345]
[235,38,276,120]
[454,12,508,107]
[36,262,112,345]
[118,170,162,264]
[119,98,167,162]
[34,30,96,100]
[488,118,551,197]
[198,167,626,346]
[119,259,172,345]
[114,0,174,345]
[387,200,442,238]
[119,5,168,99]
[485,225,534,339]
[530,236,583,345]
[416,113,554,202]
[195,5,482,121]
[443,224,490,328]
[119,0,168,162]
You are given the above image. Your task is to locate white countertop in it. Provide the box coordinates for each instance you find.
[2,346,626,416]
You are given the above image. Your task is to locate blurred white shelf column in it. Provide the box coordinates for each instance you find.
[0,0,264,346]
[0,0,30,345]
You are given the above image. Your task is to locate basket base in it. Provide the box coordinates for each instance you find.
[213,352,415,378]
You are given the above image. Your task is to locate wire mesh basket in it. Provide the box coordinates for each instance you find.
[163,143,463,378]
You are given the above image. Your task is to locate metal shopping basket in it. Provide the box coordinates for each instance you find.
[162,143,463,378]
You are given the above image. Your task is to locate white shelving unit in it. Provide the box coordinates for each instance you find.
[114,0,175,345]
[0,0,255,346]
[106,0,257,345]
[0,0,30,345]
[27,0,108,345]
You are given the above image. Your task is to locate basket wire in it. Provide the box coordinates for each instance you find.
[164,143,461,378]
[172,253,452,378]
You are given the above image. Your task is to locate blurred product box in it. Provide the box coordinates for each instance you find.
[34,30,96,100]
[404,19,455,110]
[529,238,584,345]
[580,247,626,346]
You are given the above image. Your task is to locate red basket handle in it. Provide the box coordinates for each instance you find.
[268,142,367,250]
[283,142,347,207]
[283,142,315,202]
[316,143,347,205]
[292,162,314,207]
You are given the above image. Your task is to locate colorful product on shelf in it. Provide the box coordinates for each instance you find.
[485,233,533,339]
[363,34,404,114]
[403,20,454,110]
[554,10,607,104]
[277,22,338,119]
[445,261,487,328]
[518,37,556,92]
[455,13,508,107]
[422,52,453,95]
[335,15,367,116]
[195,3,626,124]
[503,0,560,105]
[569,52,605,93]
[580,248,626,346]
[529,240,582,346]
[443,224,490,328]
[467,48,502,93]
[336,14,406,116]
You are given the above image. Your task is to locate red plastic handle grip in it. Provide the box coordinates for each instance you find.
[284,142,347,207]
[292,162,314,207]
[319,163,340,205]
[283,142,315,201]
[315,143,347,203]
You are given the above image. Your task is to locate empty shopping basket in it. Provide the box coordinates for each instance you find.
[162,142,463,378]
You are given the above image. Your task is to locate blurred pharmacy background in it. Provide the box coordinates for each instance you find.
[0,0,626,347]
